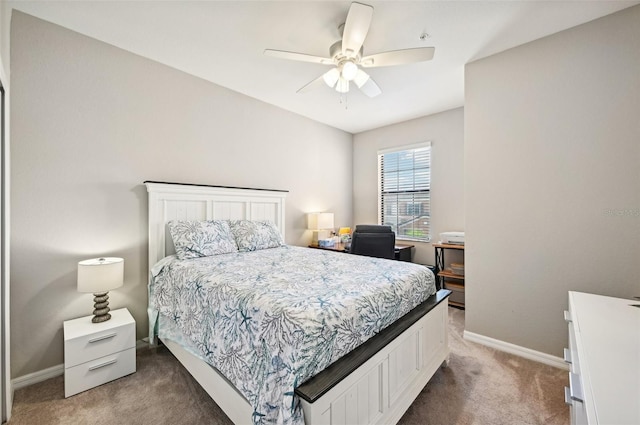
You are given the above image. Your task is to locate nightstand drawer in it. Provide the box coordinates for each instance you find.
[64,308,136,368]
[65,347,136,397]
[65,322,135,367]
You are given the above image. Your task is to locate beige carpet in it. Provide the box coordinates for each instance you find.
[10,308,569,425]
[399,308,568,425]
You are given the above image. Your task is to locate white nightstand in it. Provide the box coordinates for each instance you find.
[63,308,136,397]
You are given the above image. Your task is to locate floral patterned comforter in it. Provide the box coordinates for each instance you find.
[148,245,435,425]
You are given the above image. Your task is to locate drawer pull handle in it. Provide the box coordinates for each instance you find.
[88,333,117,343]
[564,310,572,322]
[88,359,117,371]
[564,386,573,406]
[563,348,572,364]
[569,372,584,402]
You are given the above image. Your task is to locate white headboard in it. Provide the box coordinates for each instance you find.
[145,181,287,268]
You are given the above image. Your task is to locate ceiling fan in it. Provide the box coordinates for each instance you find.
[264,2,435,98]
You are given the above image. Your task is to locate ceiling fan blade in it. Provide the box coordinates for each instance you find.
[341,2,373,57]
[361,47,435,68]
[264,49,333,65]
[297,71,334,94]
[354,70,382,98]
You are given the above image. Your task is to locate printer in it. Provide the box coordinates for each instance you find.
[439,231,465,245]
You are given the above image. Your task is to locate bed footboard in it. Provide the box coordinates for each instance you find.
[159,290,450,425]
[298,293,449,425]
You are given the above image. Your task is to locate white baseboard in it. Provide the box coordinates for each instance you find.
[463,330,569,370]
[12,339,150,392]
[12,364,64,391]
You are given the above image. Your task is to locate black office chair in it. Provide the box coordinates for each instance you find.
[349,225,395,260]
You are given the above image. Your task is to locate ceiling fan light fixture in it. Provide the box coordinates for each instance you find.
[353,69,370,88]
[265,2,434,99]
[335,77,349,93]
[341,61,359,81]
[323,68,340,88]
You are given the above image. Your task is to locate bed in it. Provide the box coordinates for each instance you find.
[145,181,450,425]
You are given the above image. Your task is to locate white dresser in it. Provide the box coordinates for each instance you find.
[564,291,640,425]
[64,308,136,397]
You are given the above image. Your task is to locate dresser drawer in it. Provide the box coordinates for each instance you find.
[565,386,588,425]
[65,321,135,367]
[65,347,136,397]
[567,322,580,374]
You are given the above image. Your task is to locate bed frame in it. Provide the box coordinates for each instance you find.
[145,181,450,425]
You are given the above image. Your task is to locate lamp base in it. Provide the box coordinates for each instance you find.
[92,292,111,323]
[310,229,332,246]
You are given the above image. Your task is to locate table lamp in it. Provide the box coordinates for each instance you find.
[307,212,334,245]
[77,257,124,323]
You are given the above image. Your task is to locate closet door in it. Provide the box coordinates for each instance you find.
[0,81,7,422]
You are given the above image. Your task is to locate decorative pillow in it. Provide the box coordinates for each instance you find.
[168,220,238,260]
[228,220,284,252]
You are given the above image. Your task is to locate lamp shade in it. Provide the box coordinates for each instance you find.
[307,212,334,230]
[353,69,370,88]
[335,77,349,93]
[77,257,124,294]
[323,68,340,88]
[341,61,358,81]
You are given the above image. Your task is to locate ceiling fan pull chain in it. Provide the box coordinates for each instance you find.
[340,91,348,110]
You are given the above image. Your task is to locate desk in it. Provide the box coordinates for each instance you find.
[309,243,414,262]
[433,243,465,308]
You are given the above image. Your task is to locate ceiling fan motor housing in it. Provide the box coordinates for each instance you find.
[329,40,362,64]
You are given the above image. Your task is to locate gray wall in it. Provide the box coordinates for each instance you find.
[465,5,640,356]
[353,108,465,266]
[10,12,352,377]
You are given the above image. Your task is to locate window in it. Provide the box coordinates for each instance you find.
[378,143,431,242]
[406,203,423,216]
[385,203,398,216]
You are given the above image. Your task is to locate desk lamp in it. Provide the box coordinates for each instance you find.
[307,212,334,245]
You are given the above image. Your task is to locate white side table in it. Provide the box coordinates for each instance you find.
[64,307,136,397]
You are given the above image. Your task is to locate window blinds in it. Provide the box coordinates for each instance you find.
[379,144,431,242]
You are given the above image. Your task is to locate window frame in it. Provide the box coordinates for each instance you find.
[377,142,432,243]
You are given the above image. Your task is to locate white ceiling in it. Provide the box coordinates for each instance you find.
[9,0,639,133]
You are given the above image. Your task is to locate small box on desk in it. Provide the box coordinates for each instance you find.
[318,239,335,248]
